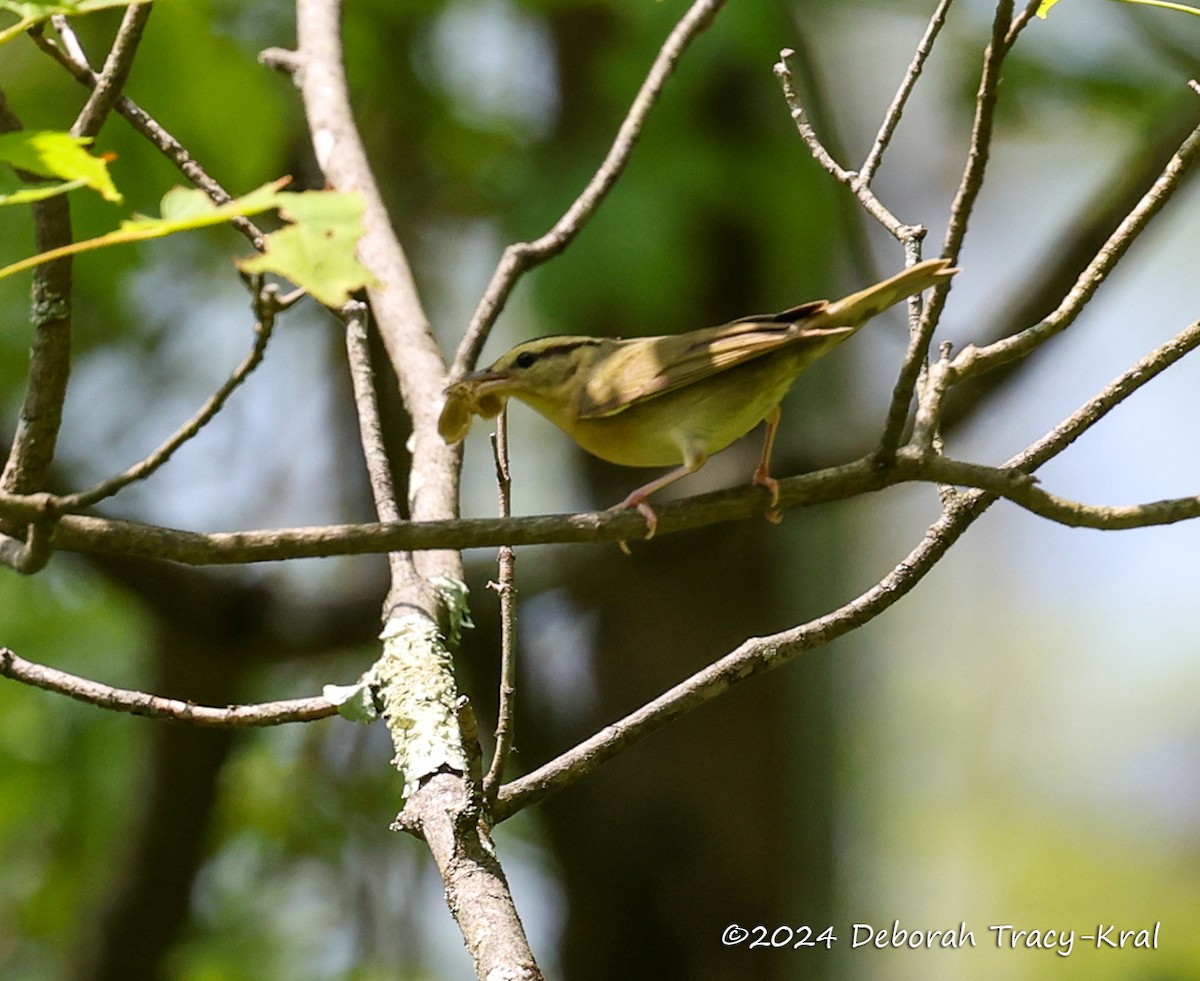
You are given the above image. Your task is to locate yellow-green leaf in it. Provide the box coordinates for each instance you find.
[238,191,376,307]
[0,178,289,282]
[0,175,88,207]
[1114,0,1200,17]
[0,131,121,203]
[1040,0,1200,17]
[0,0,157,46]
[0,179,373,306]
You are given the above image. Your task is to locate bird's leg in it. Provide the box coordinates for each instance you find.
[611,447,707,547]
[752,405,783,524]
[612,464,693,540]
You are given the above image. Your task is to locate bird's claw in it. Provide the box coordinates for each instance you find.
[752,468,782,523]
[612,496,658,554]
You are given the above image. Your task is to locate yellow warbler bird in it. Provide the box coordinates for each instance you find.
[440,258,957,536]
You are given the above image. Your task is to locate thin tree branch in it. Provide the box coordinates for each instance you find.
[859,0,956,186]
[451,0,728,377]
[14,457,887,562]
[344,299,411,588]
[992,316,1200,496]
[58,285,281,512]
[0,85,35,578]
[494,494,983,819]
[483,411,517,810]
[876,0,1037,459]
[774,50,923,242]
[70,2,152,139]
[951,108,1200,378]
[941,90,1200,430]
[7,385,1195,566]
[0,647,337,726]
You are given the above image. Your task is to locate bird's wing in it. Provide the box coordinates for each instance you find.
[578,301,851,418]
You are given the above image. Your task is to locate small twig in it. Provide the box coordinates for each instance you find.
[0,647,337,726]
[48,14,88,63]
[774,50,923,241]
[345,302,400,525]
[910,341,955,453]
[70,2,152,139]
[483,411,518,808]
[452,0,727,376]
[859,0,956,186]
[1006,0,1045,48]
[58,285,282,511]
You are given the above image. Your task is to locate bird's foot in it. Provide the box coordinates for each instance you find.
[752,468,782,524]
[611,495,658,554]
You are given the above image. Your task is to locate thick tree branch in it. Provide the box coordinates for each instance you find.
[293,0,457,545]
[291,2,536,975]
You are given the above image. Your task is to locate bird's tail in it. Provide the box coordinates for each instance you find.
[823,257,958,327]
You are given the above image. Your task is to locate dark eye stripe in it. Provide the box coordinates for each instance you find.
[511,338,602,368]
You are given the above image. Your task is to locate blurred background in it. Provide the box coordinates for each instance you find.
[1,0,1199,978]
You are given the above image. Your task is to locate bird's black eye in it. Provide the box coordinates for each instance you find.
[515,351,537,369]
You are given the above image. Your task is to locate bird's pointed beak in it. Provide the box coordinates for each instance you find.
[460,365,516,393]
[438,369,511,443]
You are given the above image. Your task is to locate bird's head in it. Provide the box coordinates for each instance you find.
[438,336,606,443]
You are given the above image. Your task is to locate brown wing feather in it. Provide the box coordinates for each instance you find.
[578,301,847,419]
[576,260,958,419]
